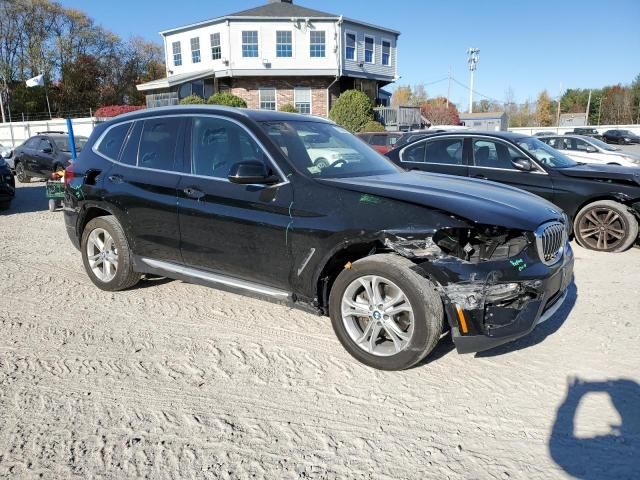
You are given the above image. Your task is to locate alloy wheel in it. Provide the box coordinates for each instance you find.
[86,227,119,282]
[578,207,627,251]
[341,275,414,356]
[16,163,26,182]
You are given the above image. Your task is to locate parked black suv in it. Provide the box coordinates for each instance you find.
[566,128,603,140]
[64,106,573,370]
[13,131,87,183]
[386,131,640,252]
[0,157,15,209]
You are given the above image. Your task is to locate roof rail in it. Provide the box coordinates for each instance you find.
[35,130,66,135]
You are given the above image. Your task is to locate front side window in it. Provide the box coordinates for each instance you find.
[345,32,356,60]
[191,117,268,179]
[294,87,311,114]
[260,120,399,178]
[403,141,426,163]
[516,137,577,168]
[190,37,201,63]
[382,40,391,65]
[473,139,521,169]
[210,33,221,60]
[259,88,276,110]
[138,118,183,171]
[364,36,374,63]
[96,123,131,161]
[425,137,464,165]
[172,41,182,66]
[310,31,325,58]
[242,31,259,57]
[276,31,292,57]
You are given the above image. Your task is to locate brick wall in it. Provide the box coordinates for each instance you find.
[229,77,333,117]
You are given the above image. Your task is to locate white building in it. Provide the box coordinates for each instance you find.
[136,0,400,117]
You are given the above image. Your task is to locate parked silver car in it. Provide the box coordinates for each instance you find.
[540,135,640,167]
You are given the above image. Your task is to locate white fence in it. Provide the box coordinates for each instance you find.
[0,117,98,148]
[509,124,640,136]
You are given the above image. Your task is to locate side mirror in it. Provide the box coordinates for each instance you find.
[512,157,533,171]
[41,147,53,154]
[228,161,279,185]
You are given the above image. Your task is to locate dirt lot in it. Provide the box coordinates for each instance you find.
[1,182,639,479]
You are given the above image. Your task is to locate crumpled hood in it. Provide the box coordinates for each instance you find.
[557,164,640,185]
[319,171,563,231]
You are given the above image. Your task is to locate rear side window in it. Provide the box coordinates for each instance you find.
[425,138,464,165]
[370,135,387,146]
[96,123,131,161]
[402,141,426,163]
[138,118,183,171]
[119,122,142,166]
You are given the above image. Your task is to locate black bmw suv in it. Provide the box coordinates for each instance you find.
[12,131,88,182]
[64,106,574,370]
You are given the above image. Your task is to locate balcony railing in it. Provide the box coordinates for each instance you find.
[374,106,423,131]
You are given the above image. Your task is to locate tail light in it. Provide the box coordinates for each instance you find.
[64,163,74,187]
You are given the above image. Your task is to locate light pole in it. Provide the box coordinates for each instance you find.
[467,48,480,114]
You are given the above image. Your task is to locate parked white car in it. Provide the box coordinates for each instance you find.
[540,135,640,167]
[300,132,361,169]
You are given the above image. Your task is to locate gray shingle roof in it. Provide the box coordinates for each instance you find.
[230,1,338,18]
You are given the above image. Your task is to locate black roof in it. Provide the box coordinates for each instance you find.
[403,130,530,141]
[230,1,337,18]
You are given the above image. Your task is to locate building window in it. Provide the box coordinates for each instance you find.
[294,87,311,114]
[210,33,221,60]
[309,31,325,58]
[276,31,292,57]
[345,32,356,61]
[382,40,391,66]
[190,37,201,63]
[242,31,259,57]
[364,35,374,63]
[259,88,276,110]
[172,41,182,67]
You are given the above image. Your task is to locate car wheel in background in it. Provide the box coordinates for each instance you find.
[48,199,56,212]
[314,158,329,169]
[329,254,444,370]
[81,216,140,291]
[618,139,625,145]
[574,200,638,252]
[15,162,31,183]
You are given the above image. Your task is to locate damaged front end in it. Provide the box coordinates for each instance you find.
[380,223,574,354]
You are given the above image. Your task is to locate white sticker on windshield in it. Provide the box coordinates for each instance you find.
[308,166,321,174]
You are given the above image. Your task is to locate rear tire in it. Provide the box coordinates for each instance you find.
[329,254,444,370]
[315,158,329,169]
[618,139,625,145]
[81,216,140,291]
[48,199,56,212]
[15,162,31,183]
[574,200,638,252]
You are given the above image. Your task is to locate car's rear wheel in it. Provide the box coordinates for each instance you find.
[329,254,444,370]
[618,139,625,145]
[574,200,638,252]
[15,162,31,183]
[314,158,329,169]
[81,216,140,291]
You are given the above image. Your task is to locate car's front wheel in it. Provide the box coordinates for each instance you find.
[314,158,330,169]
[15,162,31,183]
[574,200,638,252]
[329,254,444,370]
[81,216,140,291]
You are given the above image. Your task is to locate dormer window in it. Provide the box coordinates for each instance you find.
[309,31,325,58]
[242,31,259,57]
[190,37,201,63]
[276,31,292,57]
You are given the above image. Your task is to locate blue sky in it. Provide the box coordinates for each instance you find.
[59,0,640,109]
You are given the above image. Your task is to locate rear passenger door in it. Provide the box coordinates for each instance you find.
[98,116,187,264]
[399,136,468,177]
[177,115,293,290]
[468,137,556,202]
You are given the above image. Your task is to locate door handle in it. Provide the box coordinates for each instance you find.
[108,174,124,184]
[183,187,205,199]
[473,174,487,179]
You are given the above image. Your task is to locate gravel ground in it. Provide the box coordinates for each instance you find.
[0,182,639,479]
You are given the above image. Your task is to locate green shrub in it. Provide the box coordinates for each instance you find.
[179,95,205,105]
[207,92,247,108]
[279,103,298,113]
[329,90,374,133]
[361,120,386,132]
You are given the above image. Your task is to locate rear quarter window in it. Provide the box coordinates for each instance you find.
[96,123,132,161]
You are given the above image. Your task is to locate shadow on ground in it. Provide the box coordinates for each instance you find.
[476,280,578,358]
[1,183,49,215]
[550,377,640,480]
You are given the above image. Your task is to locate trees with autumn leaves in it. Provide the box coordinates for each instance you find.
[390,85,461,125]
[0,0,164,119]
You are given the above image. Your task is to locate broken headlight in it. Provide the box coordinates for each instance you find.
[433,226,530,263]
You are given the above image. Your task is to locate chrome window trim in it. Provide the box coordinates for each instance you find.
[398,135,466,167]
[92,113,290,187]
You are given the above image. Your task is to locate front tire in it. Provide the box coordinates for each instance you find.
[329,254,444,370]
[618,139,625,145]
[574,200,638,252]
[81,216,140,291]
[314,158,330,169]
[15,162,31,183]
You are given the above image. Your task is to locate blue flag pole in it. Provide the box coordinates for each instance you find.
[66,118,77,162]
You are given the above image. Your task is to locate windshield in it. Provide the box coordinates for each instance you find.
[588,138,618,151]
[259,120,400,178]
[516,137,578,168]
[52,136,87,152]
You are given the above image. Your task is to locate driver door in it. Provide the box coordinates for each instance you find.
[468,137,556,203]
